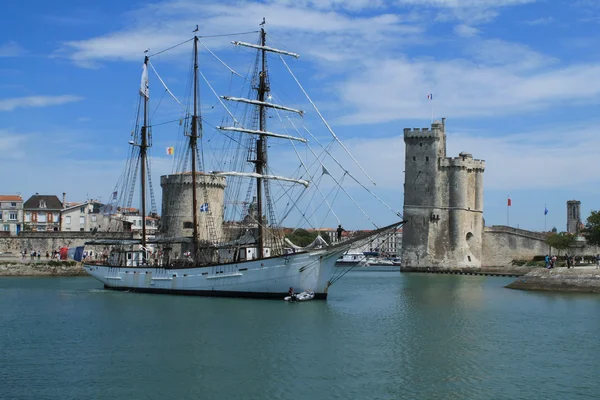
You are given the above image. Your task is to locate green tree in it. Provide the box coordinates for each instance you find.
[546,232,576,255]
[285,229,330,247]
[582,210,600,246]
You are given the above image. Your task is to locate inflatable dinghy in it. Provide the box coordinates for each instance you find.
[284,291,315,302]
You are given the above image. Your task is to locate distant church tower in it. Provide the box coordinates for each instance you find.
[566,200,581,234]
[401,119,486,271]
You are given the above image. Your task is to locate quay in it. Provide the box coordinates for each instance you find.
[400,266,527,278]
[506,266,600,293]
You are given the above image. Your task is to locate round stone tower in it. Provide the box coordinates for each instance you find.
[401,118,485,271]
[160,172,227,242]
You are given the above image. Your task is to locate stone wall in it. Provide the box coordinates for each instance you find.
[482,225,600,267]
[0,232,134,255]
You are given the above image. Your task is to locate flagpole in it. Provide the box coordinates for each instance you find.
[431,101,434,124]
[429,94,434,123]
[507,196,510,227]
[544,204,547,232]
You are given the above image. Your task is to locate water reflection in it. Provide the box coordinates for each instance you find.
[1,274,600,400]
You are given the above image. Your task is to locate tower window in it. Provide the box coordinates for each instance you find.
[413,156,416,161]
[426,156,429,161]
[420,143,423,147]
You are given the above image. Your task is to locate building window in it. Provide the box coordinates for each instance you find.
[79,216,85,225]
[10,202,16,207]
[80,207,85,214]
[3,224,9,231]
[425,156,429,161]
[9,212,17,220]
[24,213,30,222]
[0,211,2,220]
[91,215,97,222]
[183,221,193,229]
[39,200,46,208]
[66,216,71,224]
[412,156,416,161]
[38,214,47,223]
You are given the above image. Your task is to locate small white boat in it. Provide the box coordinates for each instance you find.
[284,291,315,302]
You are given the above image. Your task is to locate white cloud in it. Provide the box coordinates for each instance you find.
[396,0,534,6]
[466,39,556,70]
[0,95,83,111]
[0,41,27,57]
[0,130,28,159]
[453,24,479,37]
[524,16,554,25]
[334,120,600,192]
[336,53,600,124]
[267,0,384,11]
[59,0,423,67]
[397,0,536,24]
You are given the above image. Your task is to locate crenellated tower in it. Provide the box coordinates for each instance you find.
[401,119,485,271]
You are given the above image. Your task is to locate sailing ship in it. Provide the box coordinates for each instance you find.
[83,22,404,299]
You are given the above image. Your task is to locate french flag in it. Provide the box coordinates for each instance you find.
[427,94,433,100]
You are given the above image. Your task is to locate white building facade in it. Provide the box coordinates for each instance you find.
[0,195,23,235]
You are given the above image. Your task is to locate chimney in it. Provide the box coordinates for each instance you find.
[62,192,67,208]
[441,117,446,130]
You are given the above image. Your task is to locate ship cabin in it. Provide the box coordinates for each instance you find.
[108,248,151,267]
[218,246,272,263]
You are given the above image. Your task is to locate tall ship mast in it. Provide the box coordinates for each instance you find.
[83,21,405,299]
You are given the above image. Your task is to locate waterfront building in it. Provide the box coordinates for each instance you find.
[0,195,24,235]
[23,194,63,232]
[60,200,105,232]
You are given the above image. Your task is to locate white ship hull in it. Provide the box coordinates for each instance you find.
[84,248,345,300]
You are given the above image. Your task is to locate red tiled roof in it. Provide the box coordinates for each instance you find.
[0,195,23,201]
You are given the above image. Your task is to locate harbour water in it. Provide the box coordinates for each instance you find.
[1,272,599,400]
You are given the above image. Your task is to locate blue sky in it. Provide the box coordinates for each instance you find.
[1,0,600,231]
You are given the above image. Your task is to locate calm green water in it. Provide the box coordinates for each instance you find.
[1,272,599,400]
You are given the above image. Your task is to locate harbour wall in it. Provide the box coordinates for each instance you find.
[0,261,86,277]
[0,232,134,255]
[482,226,600,268]
[506,268,600,293]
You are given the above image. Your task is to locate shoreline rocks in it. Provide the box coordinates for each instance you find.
[506,267,600,293]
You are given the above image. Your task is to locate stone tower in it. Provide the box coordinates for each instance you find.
[566,200,581,234]
[160,172,227,244]
[401,119,485,271]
